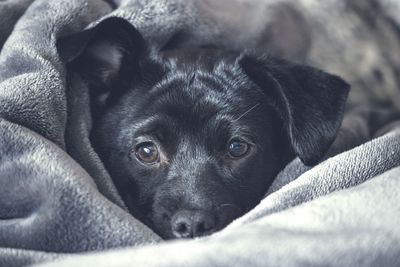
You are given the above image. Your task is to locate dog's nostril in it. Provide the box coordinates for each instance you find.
[172,218,191,238]
[171,210,216,238]
[176,222,188,233]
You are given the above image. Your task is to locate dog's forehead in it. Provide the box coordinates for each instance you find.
[127,74,265,141]
[148,53,260,111]
[118,52,267,139]
[147,69,259,121]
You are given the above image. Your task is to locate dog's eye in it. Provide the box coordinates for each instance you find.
[227,138,250,158]
[135,142,159,164]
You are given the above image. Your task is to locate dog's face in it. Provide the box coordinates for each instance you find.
[91,55,287,238]
[64,18,349,239]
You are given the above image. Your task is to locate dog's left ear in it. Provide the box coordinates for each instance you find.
[239,55,350,165]
[57,17,147,106]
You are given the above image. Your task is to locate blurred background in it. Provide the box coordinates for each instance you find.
[2,0,400,111]
[165,0,400,110]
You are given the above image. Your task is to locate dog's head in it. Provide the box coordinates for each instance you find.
[62,18,349,239]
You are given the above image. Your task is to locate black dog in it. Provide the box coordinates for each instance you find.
[67,18,349,239]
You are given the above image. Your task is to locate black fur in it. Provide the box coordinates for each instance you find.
[66,18,349,239]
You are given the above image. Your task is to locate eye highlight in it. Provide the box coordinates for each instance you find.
[227,138,250,158]
[134,142,160,164]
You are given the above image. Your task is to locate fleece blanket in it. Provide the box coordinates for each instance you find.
[0,0,399,267]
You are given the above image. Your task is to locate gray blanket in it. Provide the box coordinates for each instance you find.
[0,1,400,267]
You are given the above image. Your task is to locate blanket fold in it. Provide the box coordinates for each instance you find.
[35,165,400,267]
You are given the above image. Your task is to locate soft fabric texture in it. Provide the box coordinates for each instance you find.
[0,0,399,267]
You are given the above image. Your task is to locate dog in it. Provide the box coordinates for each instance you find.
[68,18,350,239]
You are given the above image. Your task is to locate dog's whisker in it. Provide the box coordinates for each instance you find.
[217,203,238,209]
[224,175,255,192]
[233,103,260,122]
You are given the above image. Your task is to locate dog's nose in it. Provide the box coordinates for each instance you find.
[171,210,216,238]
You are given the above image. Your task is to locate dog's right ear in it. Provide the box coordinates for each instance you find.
[239,55,350,165]
[57,17,147,97]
